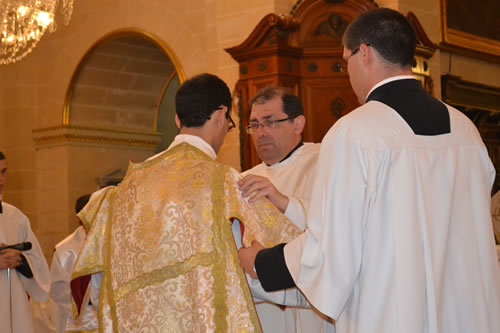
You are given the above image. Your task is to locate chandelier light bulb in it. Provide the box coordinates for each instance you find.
[6,34,15,45]
[16,5,30,19]
[36,11,53,27]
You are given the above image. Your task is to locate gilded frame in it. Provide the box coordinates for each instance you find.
[439,0,500,62]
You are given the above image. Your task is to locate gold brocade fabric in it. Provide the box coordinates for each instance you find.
[73,143,302,333]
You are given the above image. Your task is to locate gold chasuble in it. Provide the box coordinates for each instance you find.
[72,142,301,332]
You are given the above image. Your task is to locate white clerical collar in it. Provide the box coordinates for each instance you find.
[365,75,416,102]
[168,134,217,160]
[146,134,217,162]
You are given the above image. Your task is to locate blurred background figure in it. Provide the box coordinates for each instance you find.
[50,194,97,332]
[31,194,98,333]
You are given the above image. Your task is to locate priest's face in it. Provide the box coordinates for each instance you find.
[0,159,6,195]
[249,97,301,165]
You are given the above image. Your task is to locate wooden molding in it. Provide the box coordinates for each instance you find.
[441,74,500,113]
[406,12,439,59]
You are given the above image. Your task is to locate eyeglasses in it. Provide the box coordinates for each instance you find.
[226,113,236,132]
[222,108,236,132]
[338,43,374,72]
[245,117,293,134]
[215,106,236,132]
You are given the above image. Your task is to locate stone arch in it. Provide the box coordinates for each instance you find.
[62,29,185,133]
[42,1,203,130]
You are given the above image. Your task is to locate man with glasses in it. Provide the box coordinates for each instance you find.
[239,8,500,333]
[238,87,334,333]
[71,73,301,332]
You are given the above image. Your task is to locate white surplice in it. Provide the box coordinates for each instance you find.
[285,97,500,332]
[244,143,335,333]
[244,143,320,231]
[50,225,98,332]
[0,202,50,333]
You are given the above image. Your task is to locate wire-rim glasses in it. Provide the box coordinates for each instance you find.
[245,117,294,134]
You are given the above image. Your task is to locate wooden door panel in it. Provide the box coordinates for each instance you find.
[301,79,359,142]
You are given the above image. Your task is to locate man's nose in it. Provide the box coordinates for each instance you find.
[255,124,271,135]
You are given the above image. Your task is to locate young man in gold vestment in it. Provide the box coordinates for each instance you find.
[71,73,302,332]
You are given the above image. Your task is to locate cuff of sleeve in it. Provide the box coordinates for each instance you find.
[255,243,296,292]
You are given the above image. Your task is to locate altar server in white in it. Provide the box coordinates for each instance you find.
[239,8,500,333]
[239,87,333,333]
[0,151,50,333]
[49,194,98,333]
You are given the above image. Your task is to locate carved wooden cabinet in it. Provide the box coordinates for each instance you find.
[226,0,377,170]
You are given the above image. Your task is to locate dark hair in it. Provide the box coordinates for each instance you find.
[343,8,416,67]
[175,73,232,128]
[249,86,304,119]
[75,194,91,214]
[0,152,5,160]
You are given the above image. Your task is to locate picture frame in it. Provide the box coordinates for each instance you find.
[439,0,500,63]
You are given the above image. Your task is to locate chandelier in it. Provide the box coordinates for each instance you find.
[0,0,73,65]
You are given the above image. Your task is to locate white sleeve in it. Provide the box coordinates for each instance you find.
[90,273,102,307]
[49,249,73,316]
[247,275,311,307]
[285,129,368,319]
[231,218,309,307]
[284,197,307,230]
[20,216,50,302]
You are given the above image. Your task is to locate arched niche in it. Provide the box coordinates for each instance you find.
[59,29,184,151]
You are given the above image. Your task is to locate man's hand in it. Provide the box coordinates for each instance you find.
[0,243,22,270]
[238,240,265,279]
[238,175,289,213]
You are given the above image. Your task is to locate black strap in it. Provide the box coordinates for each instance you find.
[0,201,2,214]
[366,79,450,136]
[16,254,33,278]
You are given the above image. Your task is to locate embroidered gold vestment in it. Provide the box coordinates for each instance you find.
[72,143,302,332]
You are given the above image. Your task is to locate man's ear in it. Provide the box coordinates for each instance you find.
[175,114,181,129]
[360,43,372,65]
[293,115,306,135]
[216,106,227,128]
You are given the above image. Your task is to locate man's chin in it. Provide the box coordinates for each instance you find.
[256,152,275,164]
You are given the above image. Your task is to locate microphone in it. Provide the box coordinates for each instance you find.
[0,242,32,252]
